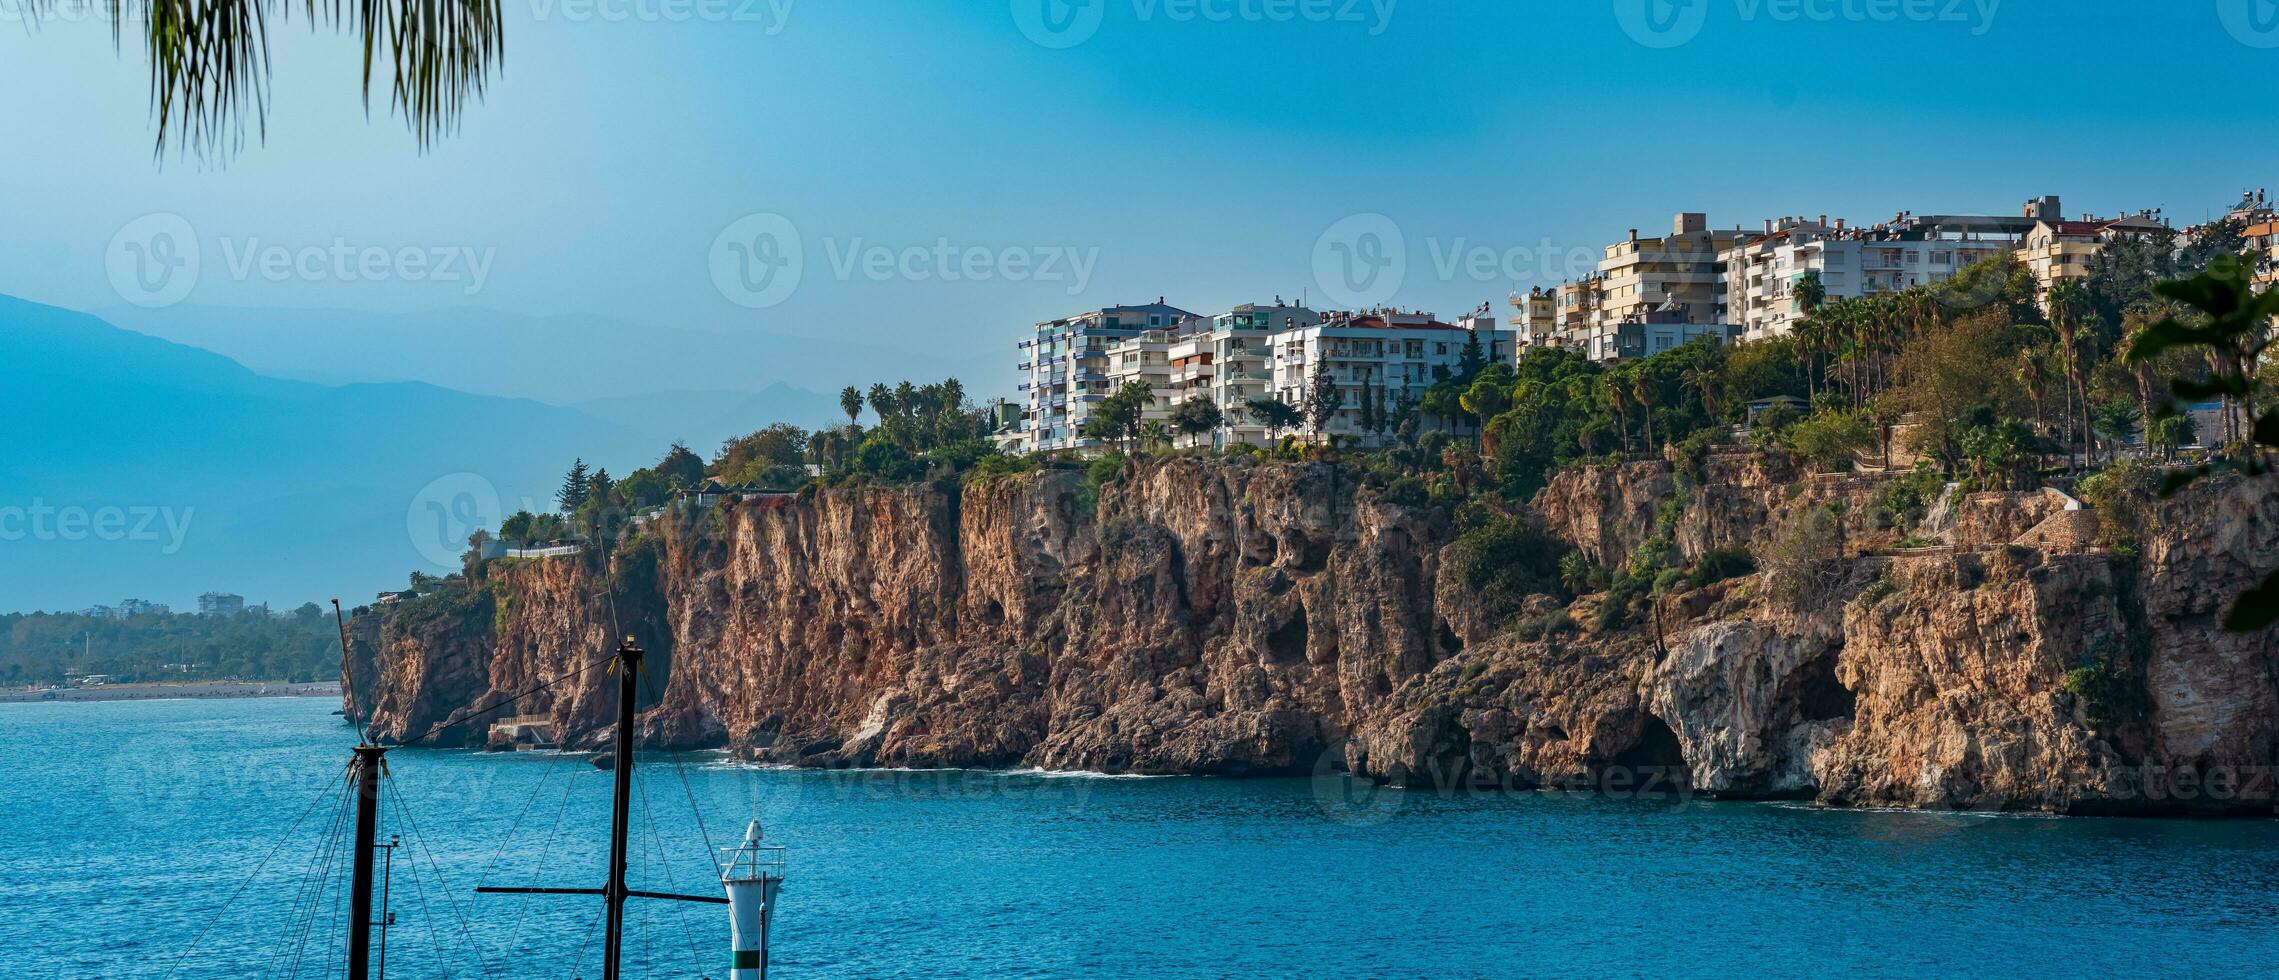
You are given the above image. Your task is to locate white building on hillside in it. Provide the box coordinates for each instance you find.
[1264,309,1521,447]
[1012,300,1197,453]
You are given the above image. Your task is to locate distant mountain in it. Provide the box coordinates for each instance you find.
[99,304,882,406]
[0,295,673,613]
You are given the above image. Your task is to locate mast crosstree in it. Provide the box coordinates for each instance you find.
[476,637,731,980]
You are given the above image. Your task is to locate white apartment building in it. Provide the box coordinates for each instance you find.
[1265,309,1521,447]
[1724,209,2035,342]
[1009,300,1196,453]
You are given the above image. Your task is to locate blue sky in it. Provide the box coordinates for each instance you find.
[3,0,2276,398]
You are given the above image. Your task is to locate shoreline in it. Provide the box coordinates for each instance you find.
[0,680,340,704]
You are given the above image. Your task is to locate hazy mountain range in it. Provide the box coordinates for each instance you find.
[1,296,845,613]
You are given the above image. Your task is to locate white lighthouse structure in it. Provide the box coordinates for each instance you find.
[722,820,786,980]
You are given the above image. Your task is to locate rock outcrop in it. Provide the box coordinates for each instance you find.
[343,456,2279,815]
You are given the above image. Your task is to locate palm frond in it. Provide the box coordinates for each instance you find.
[28,0,503,159]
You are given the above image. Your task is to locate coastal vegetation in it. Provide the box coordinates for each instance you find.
[0,604,342,687]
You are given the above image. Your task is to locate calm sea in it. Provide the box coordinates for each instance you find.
[4,697,2276,978]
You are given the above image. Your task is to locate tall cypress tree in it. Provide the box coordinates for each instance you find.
[558,458,591,513]
[1308,357,1340,440]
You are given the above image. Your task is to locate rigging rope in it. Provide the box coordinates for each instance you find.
[160,771,345,980]
[384,771,500,979]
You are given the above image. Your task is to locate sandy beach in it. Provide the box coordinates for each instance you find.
[0,680,340,704]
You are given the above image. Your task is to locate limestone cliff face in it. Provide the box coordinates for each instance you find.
[345,456,2279,815]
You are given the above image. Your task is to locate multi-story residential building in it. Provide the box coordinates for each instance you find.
[1723,201,2066,342]
[1548,213,1745,360]
[196,592,245,617]
[1552,274,1605,352]
[1013,300,1196,452]
[1595,212,1746,328]
[1171,302,1318,449]
[1265,309,1521,446]
[1508,286,1558,348]
[2017,209,2168,303]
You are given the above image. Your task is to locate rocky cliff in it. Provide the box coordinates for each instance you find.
[344,455,2279,815]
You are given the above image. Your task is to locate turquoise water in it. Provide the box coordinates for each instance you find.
[5,698,2277,979]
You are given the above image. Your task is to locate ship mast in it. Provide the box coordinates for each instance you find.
[338,597,395,980]
[478,637,725,980]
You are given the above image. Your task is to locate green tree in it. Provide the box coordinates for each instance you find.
[1246,398,1303,442]
[1457,328,1488,381]
[840,386,865,428]
[557,459,591,513]
[1169,397,1223,444]
[2126,253,2279,629]
[1307,359,1341,441]
[656,443,707,490]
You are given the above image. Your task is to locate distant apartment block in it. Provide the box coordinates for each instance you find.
[1718,196,2162,342]
[196,592,246,617]
[1011,301,1198,453]
[86,599,169,619]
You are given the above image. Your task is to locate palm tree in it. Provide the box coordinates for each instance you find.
[33,0,504,158]
[2045,279,2092,465]
[1682,365,1722,424]
[1631,372,1661,451]
[1603,377,1632,454]
[840,386,865,429]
